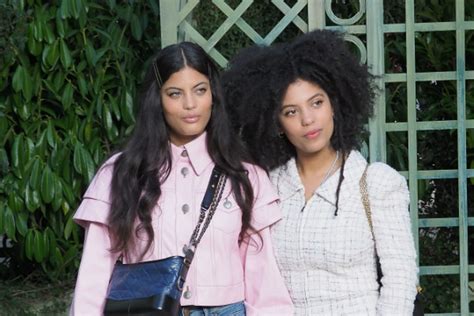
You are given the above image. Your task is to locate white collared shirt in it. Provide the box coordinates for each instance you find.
[270,150,418,316]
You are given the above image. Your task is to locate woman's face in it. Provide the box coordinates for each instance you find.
[279,79,334,157]
[160,66,212,146]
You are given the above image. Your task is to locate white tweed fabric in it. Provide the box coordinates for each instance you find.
[270,150,418,316]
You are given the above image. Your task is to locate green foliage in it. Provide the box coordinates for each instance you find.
[0,0,160,280]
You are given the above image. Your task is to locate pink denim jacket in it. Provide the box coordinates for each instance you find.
[69,133,293,315]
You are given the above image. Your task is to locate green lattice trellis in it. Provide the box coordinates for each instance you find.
[158,1,474,314]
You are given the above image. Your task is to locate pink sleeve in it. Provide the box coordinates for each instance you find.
[245,164,282,230]
[73,155,117,227]
[240,210,294,316]
[69,222,119,315]
[70,155,121,315]
[240,165,293,315]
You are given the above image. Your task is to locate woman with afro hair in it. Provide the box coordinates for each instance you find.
[223,30,419,315]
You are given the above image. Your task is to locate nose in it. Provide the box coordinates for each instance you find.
[183,94,197,110]
[301,108,315,126]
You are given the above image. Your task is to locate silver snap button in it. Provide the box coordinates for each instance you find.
[181,167,189,177]
[223,199,232,209]
[182,204,190,214]
[183,287,192,299]
[181,150,188,157]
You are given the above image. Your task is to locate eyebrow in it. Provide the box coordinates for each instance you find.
[164,81,209,92]
[281,92,325,108]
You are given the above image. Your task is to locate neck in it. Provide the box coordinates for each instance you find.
[296,148,339,177]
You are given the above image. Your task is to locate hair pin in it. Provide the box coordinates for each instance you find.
[152,60,163,88]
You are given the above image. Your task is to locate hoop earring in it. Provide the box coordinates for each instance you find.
[278,131,285,138]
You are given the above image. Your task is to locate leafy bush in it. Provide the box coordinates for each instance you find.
[0,0,161,280]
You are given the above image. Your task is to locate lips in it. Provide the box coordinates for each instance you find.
[304,129,321,139]
[182,115,200,123]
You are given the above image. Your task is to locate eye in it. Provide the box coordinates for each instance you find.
[167,91,181,98]
[311,99,324,108]
[195,87,208,95]
[282,108,297,117]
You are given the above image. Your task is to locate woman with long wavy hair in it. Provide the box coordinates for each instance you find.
[70,41,293,316]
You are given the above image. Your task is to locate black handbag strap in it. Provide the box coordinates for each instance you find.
[178,167,226,291]
[184,166,227,257]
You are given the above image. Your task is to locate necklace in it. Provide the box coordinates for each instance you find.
[320,151,339,185]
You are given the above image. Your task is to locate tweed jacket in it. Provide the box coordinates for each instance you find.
[270,150,418,316]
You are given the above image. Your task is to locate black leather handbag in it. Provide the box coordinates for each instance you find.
[103,167,226,316]
[360,164,424,316]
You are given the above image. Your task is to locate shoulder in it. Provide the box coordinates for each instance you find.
[367,161,408,195]
[242,162,270,183]
[83,152,121,199]
[242,162,279,202]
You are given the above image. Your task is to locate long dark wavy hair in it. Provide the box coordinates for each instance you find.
[108,42,254,259]
[223,30,376,215]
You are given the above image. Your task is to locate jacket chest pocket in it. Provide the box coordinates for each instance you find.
[211,194,242,234]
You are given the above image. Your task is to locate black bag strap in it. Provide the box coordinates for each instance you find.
[178,167,226,291]
[183,166,226,257]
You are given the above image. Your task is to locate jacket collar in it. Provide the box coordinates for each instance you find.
[170,132,213,176]
[274,150,368,205]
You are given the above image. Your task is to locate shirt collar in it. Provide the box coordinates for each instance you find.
[315,150,368,205]
[170,132,213,175]
[274,150,368,205]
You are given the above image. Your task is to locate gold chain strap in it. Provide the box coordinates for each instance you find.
[359,164,374,241]
[359,163,423,295]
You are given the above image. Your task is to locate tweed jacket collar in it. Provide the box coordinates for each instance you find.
[272,150,369,205]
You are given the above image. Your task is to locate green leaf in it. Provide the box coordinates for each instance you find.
[60,39,72,69]
[12,65,24,92]
[74,143,95,182]
[29,157,42,190]
[32,19,43,41]
[0,148,9,175]
[27,25,42,55]
[77,72,88,96]
[25,185,41,212]
[84,120,93,142]
[11,134,22,168]
[47,121,56,148]
[64,216,74,240]
[45,40,60,68]
[16,212,29,237]
[130,14,143,40]
[41,166,55,203]
[52,175,63,211]
[25,230,34,260]
[4,206,16,241]
[43,227,50,258]
[61,179,75,204]
[70,0,81,19]
[103,103,113,132]
[61,82,73,110]
[59,0,70,19]
[22,68,33,101]
[44,23,56,44]
[84,40,96,66]
[33,230,45,262]
[56,10,65,38]
[121,90,135,124]
[8,193,23,213]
